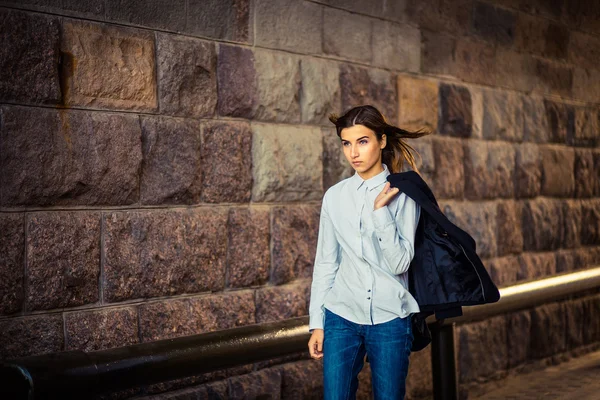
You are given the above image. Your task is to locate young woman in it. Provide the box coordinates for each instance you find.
[308,105,431,399]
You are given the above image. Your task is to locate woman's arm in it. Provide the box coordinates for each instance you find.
[308,194,340,332]
[372,190,420,275]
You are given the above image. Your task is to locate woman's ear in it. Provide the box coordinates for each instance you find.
[380,133,387,149]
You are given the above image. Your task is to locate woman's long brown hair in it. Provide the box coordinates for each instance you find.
[328,105,432,174]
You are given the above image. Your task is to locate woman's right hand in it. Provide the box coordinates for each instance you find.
[308,329,324,359]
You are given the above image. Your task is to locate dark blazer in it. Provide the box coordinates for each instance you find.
[387,171,501,350]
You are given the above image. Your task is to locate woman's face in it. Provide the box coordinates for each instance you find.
[340,124,386,179]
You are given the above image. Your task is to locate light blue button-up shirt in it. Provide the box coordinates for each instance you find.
[309,164,421,331]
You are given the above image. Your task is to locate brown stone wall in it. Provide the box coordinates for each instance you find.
[1,0,599,399]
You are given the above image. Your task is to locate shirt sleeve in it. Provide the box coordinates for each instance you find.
[308,194,340,332]
[371,192,421,275]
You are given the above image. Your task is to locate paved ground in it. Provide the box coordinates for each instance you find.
[471,351,600,400]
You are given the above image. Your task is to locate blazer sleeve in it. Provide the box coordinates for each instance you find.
[371,192,421,275]
[308,193,341,332]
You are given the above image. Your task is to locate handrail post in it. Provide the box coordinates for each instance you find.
[431,321,458,400]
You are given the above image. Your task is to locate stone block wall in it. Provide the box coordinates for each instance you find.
[0,0,599,399]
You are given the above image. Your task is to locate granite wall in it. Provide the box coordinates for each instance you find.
[0,0,599,399]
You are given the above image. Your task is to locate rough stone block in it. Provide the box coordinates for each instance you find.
[140,116,202,205]
[106,0,186,31]
[517,252,556,281]
[573,67,600,104]
[522,96,550,143]
[217,45,257,118]
[251,123,322,202]
[530,302,566,358]
[569,31,600,72]
[316,0,383,17]
[496,200,523,256]
[61,20,157,110]
[521,199,563,251]
[103,209,228,302]
[187,0,250,42]
[1,0,105,18]
[271,206,320,285]
[139,291,255,342]
[431,137,464,199]
[0,314,63,359]
[515,143,542,199]
[256,280,311,323]
[515,15,568,59]
[229,369,282,399]
[398,76,438,133]
[227,207,270,288]
[27,212,100,311]
[0,9,60,104]
[562,200,583,249]
[481,89,523,142]
[65,307,138,352]
[409,136,435,175]
[201,121,252,203]
[406,346,433,399]
[458,315,508,382]
[255,0,322,54]
[406,0,472,36]
[509,0,563,20]
[564,299,585,350]
[571,107,600,147]
[322,127,353,191]
[471,1,516,45]
[581,200,600,245]
[372,20,419,72]
[583,295,600,344]
[323,7,372,62]
[544,100,575,144]
[594,150,600,196]
[438,84,472,138]
[488,255,519,287]
[494,48,537,92]
[421,30,457,77]
[574,149,596,198]
[534,59,573,98]
[300,58,341,125]
[0,214,24,315]
[339,64,397,124]
[252,49,302,123]
[279,360,323,400]
[555,249,575,274]
[0,107,142,207]
[565,0,600,35]
[157,34,217,118]
[540,146,575,198]
[441,201,497,258]
[507,310,531,367]
[454,37,496,86]
[464,140,515,200]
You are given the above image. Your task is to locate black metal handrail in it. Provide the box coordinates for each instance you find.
[2,266,600,400]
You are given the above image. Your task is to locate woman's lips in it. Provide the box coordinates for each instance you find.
[352,161,362,166]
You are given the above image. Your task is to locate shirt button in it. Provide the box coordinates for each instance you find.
[368,289,371,292]
[367,297,371,300]
[378,238,381,241]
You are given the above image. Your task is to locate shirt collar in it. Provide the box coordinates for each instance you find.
[350,164,390,192]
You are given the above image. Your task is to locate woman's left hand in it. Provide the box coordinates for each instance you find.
[374,182,400,210]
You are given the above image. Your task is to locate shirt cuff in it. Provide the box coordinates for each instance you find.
[372,206,394,230]
[309,311,324,332]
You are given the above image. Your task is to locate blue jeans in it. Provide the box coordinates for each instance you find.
[323,308,413,400]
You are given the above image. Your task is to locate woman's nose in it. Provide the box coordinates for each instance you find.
[351,146,359,158]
